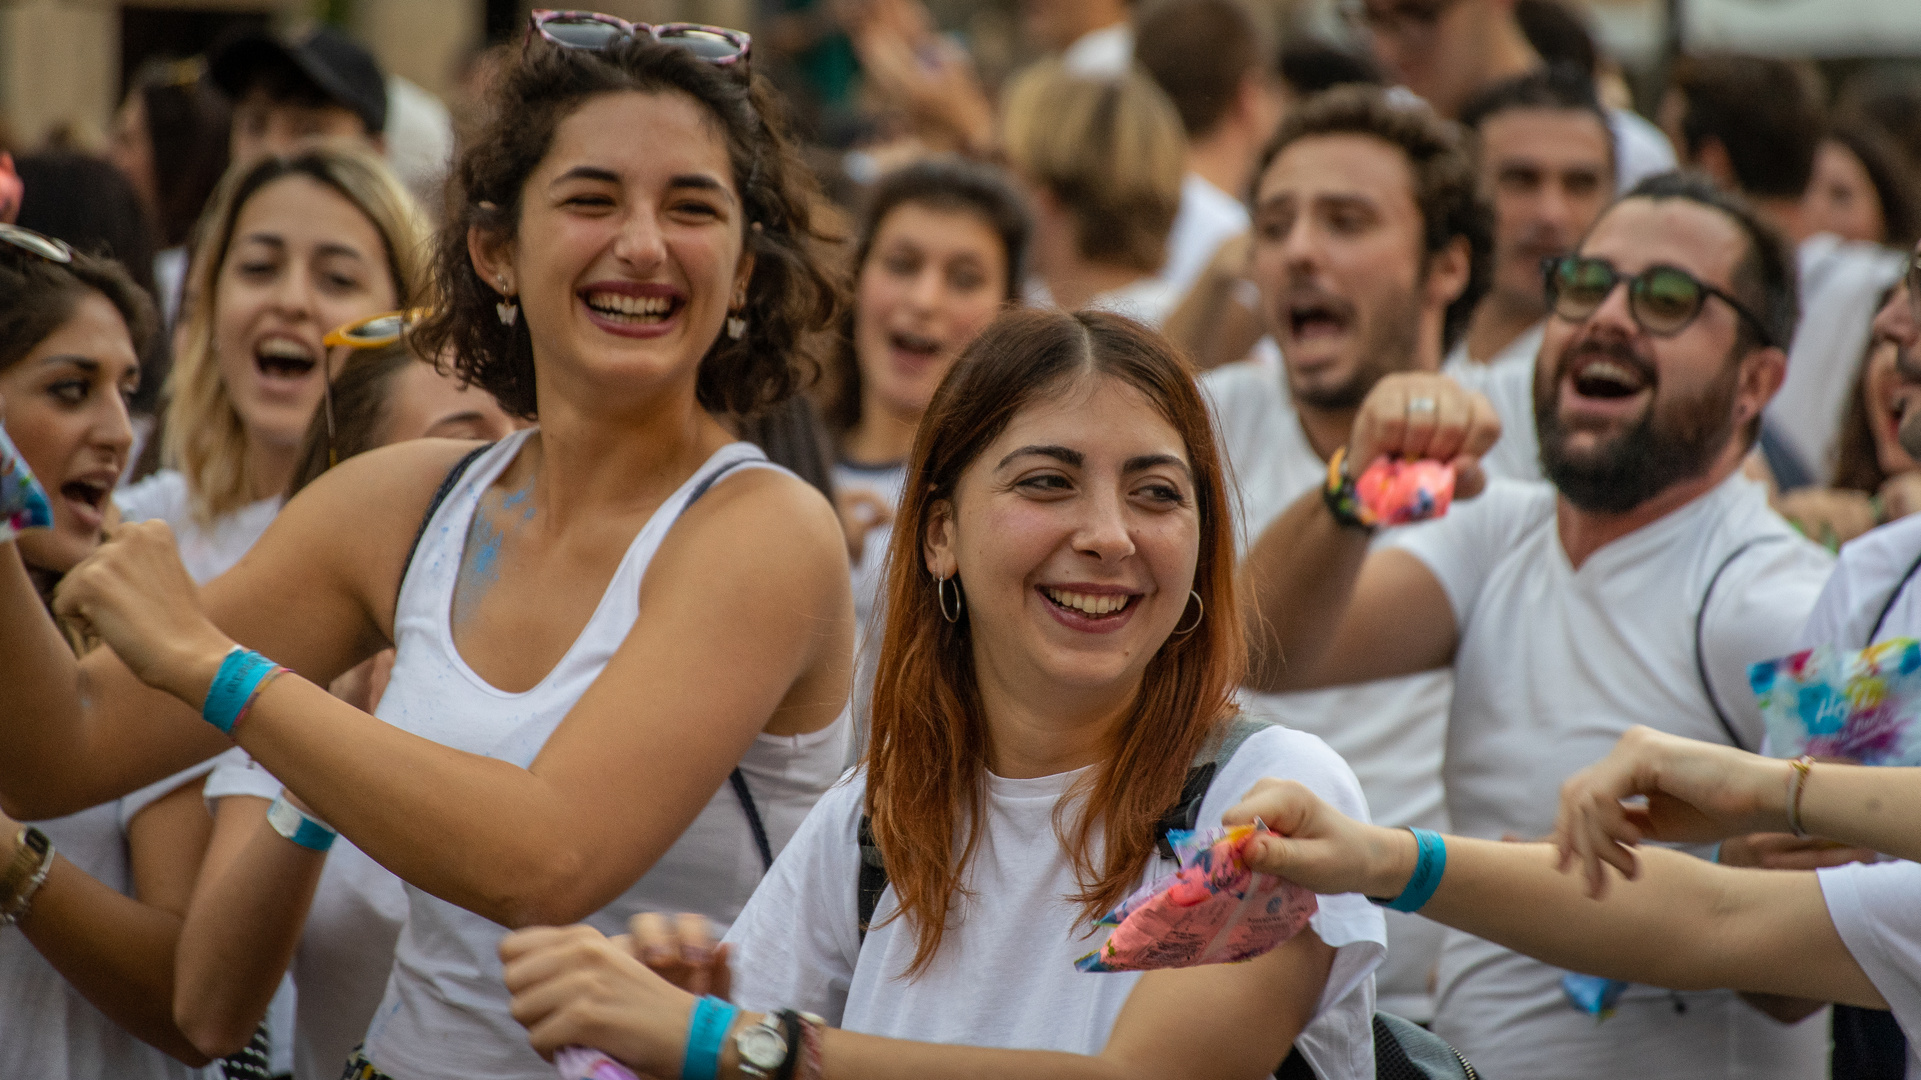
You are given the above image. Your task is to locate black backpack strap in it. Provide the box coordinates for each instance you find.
[730,770,774,873]
[856,813,889,945]
[1868,545,1921,645]
[1273,1046,1317,1080]
[1153,713,1278,858]
[1694,536,1788,751]
[397,443,493,600]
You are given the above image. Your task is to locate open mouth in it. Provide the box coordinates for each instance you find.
[1040,586,1139,620]
[583,289,683,326]
[1567,353,1652,400]
[255,337,318,380]
[888,330,941,359]
[1284,297,1353,343]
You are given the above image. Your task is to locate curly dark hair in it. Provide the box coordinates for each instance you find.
[0,239,156,376]
[1254,84,1492,351]
[412,36,843,419]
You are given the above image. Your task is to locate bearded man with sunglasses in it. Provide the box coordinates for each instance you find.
[1238,172,1834,1080]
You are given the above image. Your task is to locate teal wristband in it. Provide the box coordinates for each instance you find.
[1370,827,1446,913]
[267,793,336,852]
[202,648,281,735]
[682,995,738,1080]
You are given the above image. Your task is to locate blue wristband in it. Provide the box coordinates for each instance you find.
[682,995,738,1080]
[1371,827,1447,913]
[202,648,280,735]
[266,793,337,852]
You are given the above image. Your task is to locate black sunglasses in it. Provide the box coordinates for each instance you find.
[528,10,750,70]
[0,223,74,264]
[1543,255,1778,349]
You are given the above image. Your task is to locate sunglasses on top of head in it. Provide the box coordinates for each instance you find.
[1542,254,1779,350]
[528,10,750,71]
[0,223,75,265]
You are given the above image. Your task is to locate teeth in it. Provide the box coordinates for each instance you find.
[1044,588,1131,616]
[587,292,673,317]
[257,339,313,361]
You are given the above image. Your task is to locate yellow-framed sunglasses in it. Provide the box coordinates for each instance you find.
[318,309,431,466]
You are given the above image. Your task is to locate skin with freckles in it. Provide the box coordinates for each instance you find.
[1,293,141,573]
[212,175,398,498]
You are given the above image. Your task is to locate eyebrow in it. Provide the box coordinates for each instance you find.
[36,354,101,374]
[994,445,1192,477]
[548,167,736,203]
[1125,453,1192,477]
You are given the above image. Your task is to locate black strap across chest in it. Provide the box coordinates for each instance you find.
[1694,535,1790,751]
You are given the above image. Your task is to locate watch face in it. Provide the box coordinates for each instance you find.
[737,1024,788,1069]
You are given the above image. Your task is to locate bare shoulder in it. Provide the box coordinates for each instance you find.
[651,465,847,595]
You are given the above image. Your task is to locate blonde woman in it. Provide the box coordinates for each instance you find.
[116,142,429,584]
[1000,61,1186,326]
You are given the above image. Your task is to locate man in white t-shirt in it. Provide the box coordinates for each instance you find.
[1020,0,1134,76]
[1238,174,1835,1078]
[1662,55,1908,485]
[1346,0,1675,194]
[1134,0,1279,298]
[1202,85,1487,1022]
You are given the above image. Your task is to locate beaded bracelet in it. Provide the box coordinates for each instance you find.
[1322,447,1377,532]
[1369,827,1447,913]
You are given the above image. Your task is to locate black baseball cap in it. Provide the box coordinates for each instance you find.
[209,25,388,134]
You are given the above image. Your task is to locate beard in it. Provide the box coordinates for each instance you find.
[1287,281,1425,411]
[1534,336,1742,514]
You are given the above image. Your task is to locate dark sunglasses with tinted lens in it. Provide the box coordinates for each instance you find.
[1543,255,1777,349]
[528,10,750,69]
[0,223,74,264]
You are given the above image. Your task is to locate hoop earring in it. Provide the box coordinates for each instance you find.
[937,574,964,624]
[1173,590,1204,635]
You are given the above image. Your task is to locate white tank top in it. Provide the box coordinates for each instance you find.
[361,429,850,1080]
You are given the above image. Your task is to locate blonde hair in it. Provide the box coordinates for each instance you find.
[165,142,431,522]
[1000,61,1186,274]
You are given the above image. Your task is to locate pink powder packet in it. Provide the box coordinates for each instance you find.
[1075,822,1317,973]
[555,1046,640,1080]
[1354,456,1455,526]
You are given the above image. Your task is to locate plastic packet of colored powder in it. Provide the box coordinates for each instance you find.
[0,423,53,543]
[1075,822,1317,973]
[554,1046,640,1080]
[1561,972,1631,1020]
[1354,456,1455,527]
[1750,638,1921,766]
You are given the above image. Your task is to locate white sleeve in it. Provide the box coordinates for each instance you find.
[1819,860,1921,1048]
[117,754,226,830]
[1197,726,1387,1015]
[1797,515,1921,650]
[722,776,866,1024]
[1700,534,1833,750]
[1381,479,1545,633]
[201,747,284,806]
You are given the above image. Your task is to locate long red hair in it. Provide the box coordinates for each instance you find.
[864,308,1245,976]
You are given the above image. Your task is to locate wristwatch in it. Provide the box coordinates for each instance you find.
[0,826,54,926]
[733,1012,791,1078]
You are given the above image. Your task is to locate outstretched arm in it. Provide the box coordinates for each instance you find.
[1225,777,1886,1010]
[1240,372,1496,692]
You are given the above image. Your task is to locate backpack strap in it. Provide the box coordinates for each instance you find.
[1694,536,1788,752]
[397,442,493,600]
[855,714,1277,945]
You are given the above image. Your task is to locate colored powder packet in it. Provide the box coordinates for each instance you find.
[1749,639,1921,766]
[554,1046,640,1080]
[1561,972,1632,1020]
[0,423,53,543]
[1075,822,1317,973]
[1354,456,1455,527]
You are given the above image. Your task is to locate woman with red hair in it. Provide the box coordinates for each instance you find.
[502,308,1386,1079]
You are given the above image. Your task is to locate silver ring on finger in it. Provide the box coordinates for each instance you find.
[1407,396,1438,415]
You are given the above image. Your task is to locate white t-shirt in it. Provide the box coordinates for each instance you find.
[0,764,219,1080]
[1062,22,1134,77]
[203,753,408,1080]
[723,726,1386,1080]
[116,469,281,585]
[832,459,909,766]
[1766,233,1908,485]
[1797,512,1921,649]
[1160,173,1250,299]
[1818,860,1921,1079]
[1609,108,1679,194]
[1385,473,1834,1079]
[1086,275,1184,329]
[1202,356,1454,1020]
[1443,329,1544,484]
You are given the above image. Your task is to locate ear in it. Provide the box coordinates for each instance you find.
[922,496,958,579]
[1734,344,1788,428]
[731,233,758,311]
[1422,235,1473,312]
[468,222,514,297]
[1694,138,1738,191]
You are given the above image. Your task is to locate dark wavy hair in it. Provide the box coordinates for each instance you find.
[0,241,156,377]
[412,37,843,420]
